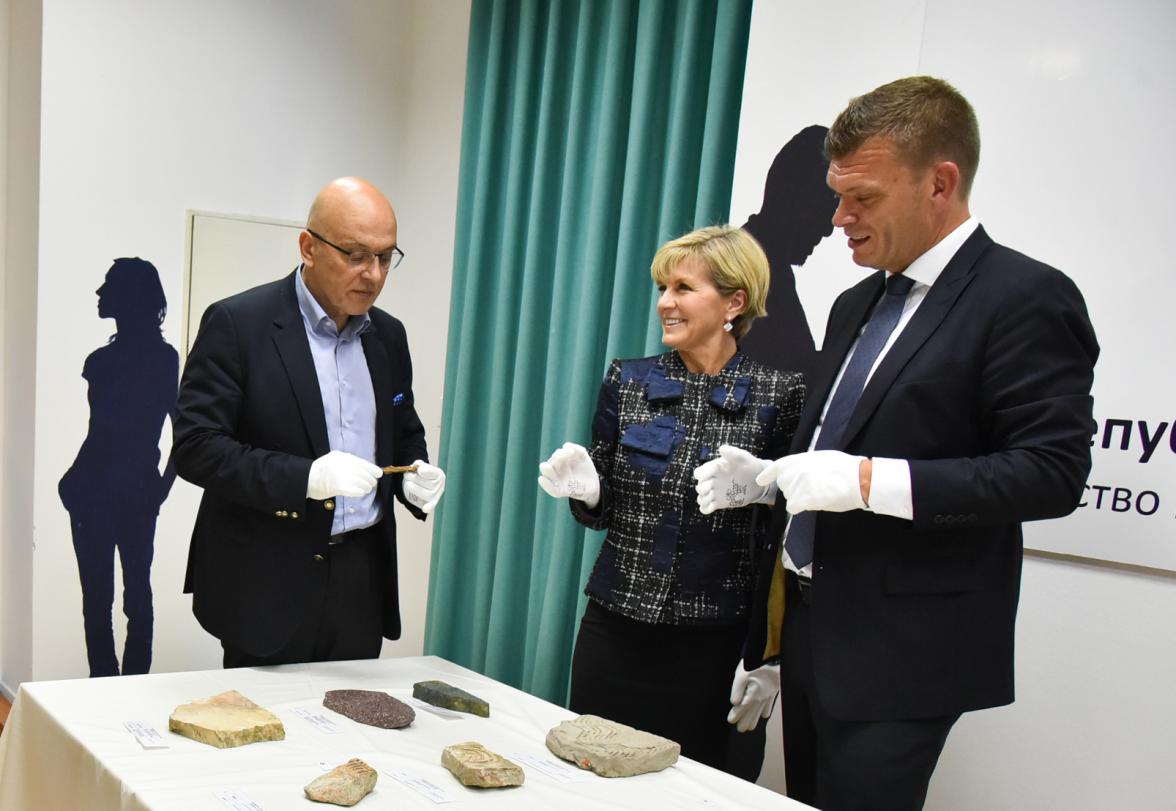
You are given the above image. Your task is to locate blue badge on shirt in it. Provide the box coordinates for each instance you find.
[392,392,405,406]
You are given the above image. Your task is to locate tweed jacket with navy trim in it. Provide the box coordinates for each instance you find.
[571,351,804,625]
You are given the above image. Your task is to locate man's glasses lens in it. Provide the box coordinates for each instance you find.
[347,248,404,270]
[309,229,404,270]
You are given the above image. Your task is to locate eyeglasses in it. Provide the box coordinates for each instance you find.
[307,229,404,271]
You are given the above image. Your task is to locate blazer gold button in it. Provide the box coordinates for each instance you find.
[313,554,324,562]
[325,500,335,511]
[291,511,299,519]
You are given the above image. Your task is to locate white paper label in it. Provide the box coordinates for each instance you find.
[385,767,456,804]
[214,788,265,811]
[123,720,169,749]
[293,707,341,734]
[509,751,590,783]
[405,696,467,720]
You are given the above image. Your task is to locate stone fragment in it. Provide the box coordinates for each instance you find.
[412,680,490,717]
[545,714,680,777]
[304,758,378,806]
[168,690,285,749]
[323,689,415,729]
[441,741,524,788]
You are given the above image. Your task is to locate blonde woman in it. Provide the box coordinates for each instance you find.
[539,225,804,776]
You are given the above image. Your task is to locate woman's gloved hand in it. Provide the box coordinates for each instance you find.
[537,442,600,508]
[693,444,776,515]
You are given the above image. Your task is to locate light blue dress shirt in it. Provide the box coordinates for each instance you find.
[294,269,381,535]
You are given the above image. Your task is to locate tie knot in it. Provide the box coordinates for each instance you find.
[885,273,915,296]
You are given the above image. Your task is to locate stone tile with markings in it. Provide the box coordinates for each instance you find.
[546,714,680,777]
[441,741,524,788]
[305,758,378,806]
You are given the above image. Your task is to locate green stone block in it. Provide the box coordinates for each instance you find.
[412,680,490,717]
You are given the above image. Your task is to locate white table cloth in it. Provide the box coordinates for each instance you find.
[0,655,803,810]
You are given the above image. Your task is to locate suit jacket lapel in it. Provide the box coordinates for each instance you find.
[839,226,993,448]
[271,272,330,458]
[790,273,886,452]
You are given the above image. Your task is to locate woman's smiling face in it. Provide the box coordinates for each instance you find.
[656,255,740,354]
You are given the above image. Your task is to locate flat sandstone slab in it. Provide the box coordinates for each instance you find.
[305,758,378,806]
[413,680,490,717]
[324,689,415,729]
[441,741,524,788]
[168,690,285,749]
[546,714,680,777]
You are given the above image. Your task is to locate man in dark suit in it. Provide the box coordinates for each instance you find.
[174,177,446,668]
[696,77,1098,809]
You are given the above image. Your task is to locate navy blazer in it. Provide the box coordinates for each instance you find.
[745,226,1098,721]
[174,271,428,657]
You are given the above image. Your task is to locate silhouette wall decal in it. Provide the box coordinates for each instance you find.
[59,257,178,677]
[740,124,838,380]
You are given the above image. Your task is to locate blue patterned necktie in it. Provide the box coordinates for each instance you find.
[784,273,916,569]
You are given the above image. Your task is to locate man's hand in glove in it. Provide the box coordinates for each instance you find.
[307,450,382,500]
[403,460,446,514]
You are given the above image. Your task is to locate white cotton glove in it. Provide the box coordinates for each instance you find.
[755,449,867,514]
[537,442,600,509]
[692,444,777,515]
[307,450,383,500]
[727,661,780,732]
[403,460,446,514]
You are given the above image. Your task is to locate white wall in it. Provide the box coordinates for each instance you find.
[1,0,41,698]
[734,1,1176,806]
[18,0,467,681]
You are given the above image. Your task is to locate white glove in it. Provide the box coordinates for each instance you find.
[307,450,382,500]
[727,661,780,732]
[692,444,776,515]
[755,450,867,514]
[537,442,600,509]
[403,460,446,514]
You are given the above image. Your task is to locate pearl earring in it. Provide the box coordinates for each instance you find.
[723,319,733,333]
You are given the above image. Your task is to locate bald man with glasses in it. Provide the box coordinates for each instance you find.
[174,176,445,667]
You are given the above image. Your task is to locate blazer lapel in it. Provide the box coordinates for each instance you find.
[271,273,330,458]
[790,273,885,452]
[839,227,993,448]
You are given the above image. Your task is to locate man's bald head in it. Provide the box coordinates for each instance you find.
[306,176,396,236]
[299,177,399,330]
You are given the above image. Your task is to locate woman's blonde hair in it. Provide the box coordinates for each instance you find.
[650,225,770,340]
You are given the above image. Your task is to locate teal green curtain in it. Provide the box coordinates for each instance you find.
[425,0,754,704]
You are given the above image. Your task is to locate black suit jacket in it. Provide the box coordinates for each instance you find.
[174,271,428,657]
[746,226,1098,721]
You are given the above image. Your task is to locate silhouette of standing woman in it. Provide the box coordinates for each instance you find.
[59,258,178,677]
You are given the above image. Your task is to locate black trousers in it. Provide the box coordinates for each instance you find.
[222,527,384,668]
[569,600,767,781]
[781,573,958,811]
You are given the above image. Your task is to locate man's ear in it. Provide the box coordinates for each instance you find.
[298,229,315,266]
[930,160,962,202]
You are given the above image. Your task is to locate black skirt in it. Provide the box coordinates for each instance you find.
[569,600,767,780]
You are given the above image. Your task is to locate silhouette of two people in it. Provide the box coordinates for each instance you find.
[59,258,177,677]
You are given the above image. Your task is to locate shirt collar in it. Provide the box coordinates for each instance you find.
[294,266,371,340]
[892,216,978,288]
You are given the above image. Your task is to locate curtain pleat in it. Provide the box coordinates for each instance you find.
[426,0,754,704]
